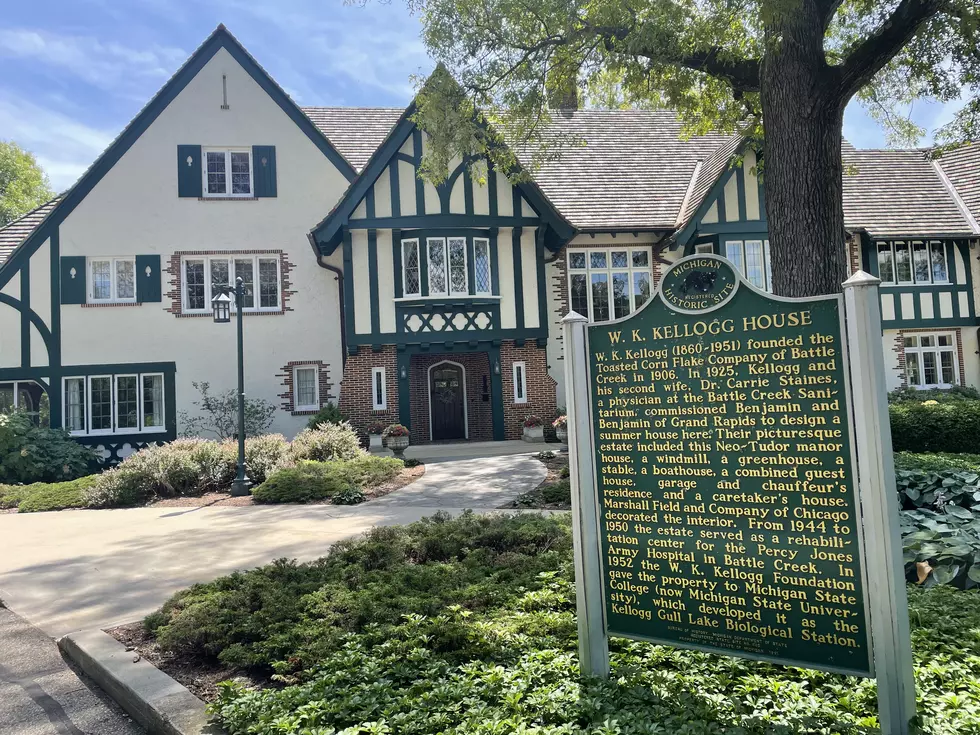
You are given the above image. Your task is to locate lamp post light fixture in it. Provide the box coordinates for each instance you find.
[211,277,251,496]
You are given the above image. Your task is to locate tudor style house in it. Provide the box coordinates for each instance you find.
[1,25,978,459]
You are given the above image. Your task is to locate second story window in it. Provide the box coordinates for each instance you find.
[568,248,652,322]
[426,237,468,296]
[89,257,136,303]
[725,239,772,292]
[204,149,252,197]
[182,254,280,313]
[403,239,421,296]
[877,240,948,285]
[474,238,492,295]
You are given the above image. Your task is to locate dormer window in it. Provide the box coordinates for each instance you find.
[204,149,252,197]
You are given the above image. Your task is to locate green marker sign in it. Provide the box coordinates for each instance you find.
[587,254,873,676]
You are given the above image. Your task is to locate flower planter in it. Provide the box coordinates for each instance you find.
[387,435,410,457]
[369,434,384,451]
[523,426,545,443]
[555,426,568,443]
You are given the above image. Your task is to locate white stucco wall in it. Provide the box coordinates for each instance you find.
[57,47,349,437]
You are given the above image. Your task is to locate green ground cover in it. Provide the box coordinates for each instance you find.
[0,475,97,513]
[143,513,980,735]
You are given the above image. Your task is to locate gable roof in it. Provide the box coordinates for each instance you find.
[0,24,358,288]
[303,107,403,172]
[935,142,980,231]
[0,197,61,268]
[842,148,976,237]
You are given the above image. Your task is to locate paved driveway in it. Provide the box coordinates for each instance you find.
[0,454,546,638]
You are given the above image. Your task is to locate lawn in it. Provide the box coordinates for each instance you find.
[134,512,980,735]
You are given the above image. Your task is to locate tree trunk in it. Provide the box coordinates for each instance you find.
[761,1,850,297]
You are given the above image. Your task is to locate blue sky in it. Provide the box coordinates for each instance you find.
[0,0,967,191]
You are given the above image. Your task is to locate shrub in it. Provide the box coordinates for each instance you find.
[889,385,980,403]
[894,451,980,473]
[86,442,200,507]
[540,479,571,504]
[187,440,237,493]
[241,434,290,484]
[178,381,276,440]
[332,487,365,505]
[890,400,980,453]
[0,475,98,513]
[0,411,99,484]
[252,462,353,503]
[342,455,403,487]
[290,422,362,462]
[305,403,345,430]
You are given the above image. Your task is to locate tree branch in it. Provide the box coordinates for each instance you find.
[835,0,947,101]
[817,0,845,31]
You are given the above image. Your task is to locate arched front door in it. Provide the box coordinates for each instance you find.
[429,363,466,440]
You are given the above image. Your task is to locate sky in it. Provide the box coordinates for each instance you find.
[0,0,968,192]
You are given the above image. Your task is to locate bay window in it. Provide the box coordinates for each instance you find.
[182,254,280,313]
[568,248,652,322]
[904,333,957,389]
[877,240,948,285]
[64,373,166,435]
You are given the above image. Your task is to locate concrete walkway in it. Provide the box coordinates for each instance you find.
[0,453,546,639]
[0,606,142,735]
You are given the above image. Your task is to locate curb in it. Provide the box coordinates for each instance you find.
[58,628,224,735]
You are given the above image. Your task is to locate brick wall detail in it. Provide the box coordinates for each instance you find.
[501,341,557,440]
[338,346,399,432]
[278,360,335,415]
[165,250,295,318]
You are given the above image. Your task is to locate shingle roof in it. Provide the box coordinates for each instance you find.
[302,107,404,172]
[842,148,975,236]
[678,134,743,227]
[935,143,980,231]
[528,110,733,230]
[0,197,61,268]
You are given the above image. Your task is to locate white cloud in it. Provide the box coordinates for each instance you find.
[0,29,187,96]
[0,93,114,190]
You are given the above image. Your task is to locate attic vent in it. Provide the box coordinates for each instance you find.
[221,74,230,110]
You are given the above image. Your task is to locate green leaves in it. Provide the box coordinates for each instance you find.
[0,140,54,227]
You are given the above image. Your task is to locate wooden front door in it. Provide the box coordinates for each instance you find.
[430,364,465,440]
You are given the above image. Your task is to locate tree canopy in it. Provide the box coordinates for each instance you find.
[398,0,979,295]
[0,141,54,227]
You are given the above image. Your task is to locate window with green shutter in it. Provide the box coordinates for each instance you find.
[60,256,87,304]
[135,255,161,302]
[177,145,202,197]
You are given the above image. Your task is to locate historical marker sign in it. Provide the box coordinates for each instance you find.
[585,254,873,676]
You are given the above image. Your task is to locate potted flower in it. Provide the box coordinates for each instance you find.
[383,423,410,457]
[367,422,385,451]
[553,415,568,443]
[522,415,545,443]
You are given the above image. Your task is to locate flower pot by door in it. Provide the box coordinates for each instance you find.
[556,427,568,443]
[369,434,384,451]
[523,426,545,443]
[387,435,410,457]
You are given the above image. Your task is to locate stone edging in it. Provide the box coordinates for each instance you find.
[58,628,224,735]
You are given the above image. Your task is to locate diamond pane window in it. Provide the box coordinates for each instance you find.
[611,251,628,268]
[632,250,649,268]
[402,240,420,296]
[633,271,650,308]
[591,273,610,321]
[894,242,913,283]
[427,238,447,295]
[473,238,491,294]
[913,241,931,283]
[590,252,607,269]
[612,272,630,319]
[448,237,468,294]
[878,243,895,283]
[569,252,587,269]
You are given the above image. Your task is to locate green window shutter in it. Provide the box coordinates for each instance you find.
[177,145,202,197]
[60,256,87,304]
[253,145,277,197]
[135,255,162,303]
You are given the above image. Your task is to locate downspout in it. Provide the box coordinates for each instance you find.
[308,232,347,367]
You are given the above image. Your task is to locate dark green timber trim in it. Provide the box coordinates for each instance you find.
[392,228,403,298]
[367,230,380,335]
[512,226,525,329]
[464,166,474,215]
[697,221,773,236]
[736,166,748,221]
[20,260,30,367]
[342,232,356,349]
[389,161,401,218]
[466,238,476,295]
[488,169,498,217]
[48,227,62,429]
[397,350,412,428]
[489,229,500,296]
[488,342,504,440]
[346,214,540,231]
[419,235,429,298]
[535,230,548,336]
[413,130,425,216]
[0,294,54,361]
[716,171,729,222]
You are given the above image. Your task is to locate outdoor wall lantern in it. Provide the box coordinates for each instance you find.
[400,365,407,379]
[211,278,251,496]
[494,360,501,375]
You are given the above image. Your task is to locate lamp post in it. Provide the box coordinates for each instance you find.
[211,278,250,496]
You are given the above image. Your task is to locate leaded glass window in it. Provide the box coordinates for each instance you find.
[184,260,206,310]
[206,151,226,195]
[258,258,279,308]
[204,149,251,197]
[90,258,136,302]
[402,239,421,296]
[876,240,950,285]
[115,376,139,430]
[724,240,773,292]
[182,255,280,312]
[91,260,111,301]
[90,377,113,432]
[448,237,468,294]
[427,238,447,295]
[230,152,251,195]
[234,259,255,309]
[474,238,492,294]
[143,375,164,428]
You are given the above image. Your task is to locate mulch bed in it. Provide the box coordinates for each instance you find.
[106,622,249,702]
[146,464,426,508]
[505,451,571,509]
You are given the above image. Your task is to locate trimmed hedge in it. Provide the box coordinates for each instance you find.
[894,451,980,472]
[890,400,980,453]
[0,475,97,513]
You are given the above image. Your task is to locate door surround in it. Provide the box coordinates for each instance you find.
[427,360,468,441]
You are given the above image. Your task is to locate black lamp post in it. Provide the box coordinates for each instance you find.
[211,278,250,496]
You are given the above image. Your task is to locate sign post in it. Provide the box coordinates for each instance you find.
[564,254,915,731]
